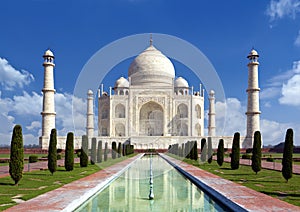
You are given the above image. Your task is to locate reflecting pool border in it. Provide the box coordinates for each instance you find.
[63,154,144,212]
[159,154,246,212]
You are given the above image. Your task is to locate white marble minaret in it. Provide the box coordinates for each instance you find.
[86,89,94,138]
[41,49,56,137]
[245,49,261,147]
[208,90,216,137]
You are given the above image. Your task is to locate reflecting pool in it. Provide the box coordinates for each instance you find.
[75,155,227,212]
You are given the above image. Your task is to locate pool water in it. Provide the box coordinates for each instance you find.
[75,155,227,212]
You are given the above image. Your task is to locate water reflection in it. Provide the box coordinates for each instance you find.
[76,155,226,212]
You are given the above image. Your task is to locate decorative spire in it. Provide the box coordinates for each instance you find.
[150,33,153,46]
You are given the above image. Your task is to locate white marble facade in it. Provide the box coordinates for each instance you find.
[40,44,260,150]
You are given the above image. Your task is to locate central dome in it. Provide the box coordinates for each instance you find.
[128,45,175,86]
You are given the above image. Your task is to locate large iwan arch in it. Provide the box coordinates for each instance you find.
[139,101,164,136]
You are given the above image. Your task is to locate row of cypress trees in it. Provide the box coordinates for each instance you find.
[168,140,198,160]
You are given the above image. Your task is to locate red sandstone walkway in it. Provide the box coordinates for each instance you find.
[3,154,300,211]
[0,158,80,178]
[4,154,142,212]
[163,154,300,212]
[222,157,300,174]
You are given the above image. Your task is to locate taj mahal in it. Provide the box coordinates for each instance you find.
[39,39,261,150]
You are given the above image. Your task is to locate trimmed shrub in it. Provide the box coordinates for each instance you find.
[117,142,122,158]
[9,125,24,185]
[200,138,207,162]
[266,157,274,162]
[242,154,251,159]
[251,131,262,174]
[217,139,224,166]
[246,148,253,154]
[29,155,38,163]
[193,141,198,161]
[97,140,102,163]
[112,141,117,159]
[231,132,240,170]
[48,129,57,175]
[91,137,97,164]
[57,154,62,160]
[65,132,74,171]
[104,142,108,161]
[282,128,294,182]
[207,137,213,164]
[80,135,88,167]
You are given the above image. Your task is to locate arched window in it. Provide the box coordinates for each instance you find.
[115,123,125,136]
[139,101,163,136]
[101,109,108,119]
[177,103,188,118]
[177,122,188,136]
[195,104,201,119]
[195,123,201,136]
[115,104,125,118]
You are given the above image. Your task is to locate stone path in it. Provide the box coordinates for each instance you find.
[222,157,300,174]
[163,154,300,212]
[4,154,142,212]
[0,158,80,178]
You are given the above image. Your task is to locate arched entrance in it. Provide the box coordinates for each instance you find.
[139,101,164,136]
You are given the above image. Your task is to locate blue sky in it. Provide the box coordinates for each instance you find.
[0,0,300,145]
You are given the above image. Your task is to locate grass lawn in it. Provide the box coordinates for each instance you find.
[171,156,300,207]
[0,154,48,159]
[0,154,136,211]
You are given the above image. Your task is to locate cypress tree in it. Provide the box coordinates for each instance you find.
[251,131,262,174]
[231,132,240,170]
[117,142,122,158]
[181,143,185,158]
[104,142,108,161]
[200,138,207,162]
[91,137,97,164]
[80,135,88,167]
[217,139,224,167]
[9,125,24,185]
[207,137,213,164]
[282,128,294,182]
[97,140,102,163]
[48,129,57,175]
[112,141,117,159]
[193,141,198,161]
[65,132,74,171]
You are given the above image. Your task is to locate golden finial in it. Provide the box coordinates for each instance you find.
[150,33,153,46]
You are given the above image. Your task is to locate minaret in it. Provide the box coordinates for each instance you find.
[208,90,216,137]
[245,49,261,147]
[41,49,56,138]
[86,89,94,138]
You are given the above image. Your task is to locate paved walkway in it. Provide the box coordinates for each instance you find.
[4,154,142,212]
[222,157,300,174]
[163,154,300,212]
[0,158,80,178]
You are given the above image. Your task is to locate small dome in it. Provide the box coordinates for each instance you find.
[247,49,259,58]
[44,49,54,57]
[128,45,175,86]
[209,90,215,96]
[114,77,129,88]
[87,89,93,95]
[175,77,189,88]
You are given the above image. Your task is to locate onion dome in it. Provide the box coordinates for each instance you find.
[128,45,175,86]
[174,77,189,88]
[114,77,129,88]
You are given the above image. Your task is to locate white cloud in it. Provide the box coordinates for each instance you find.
[26,121,41,130]
[215,98,246,137]
[0,57,34,90]
[266,0,300,21]
[279,74,300,105]
[12,91,42,116]
[260,60,300,106]
[295,30,300,46]
[214,98,300,145]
